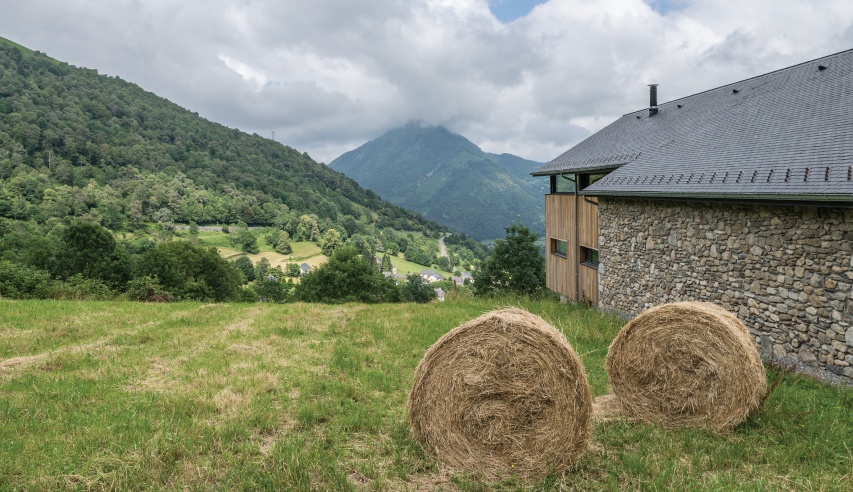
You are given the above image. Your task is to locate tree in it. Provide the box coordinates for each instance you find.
[473,224,544,296]
[294,245,399,303]
[264,228,280,247]
[231,222,259,254]
[400,274,436,303]
[321,228,342,256]
[56,221,130,288]
[295,215,320,242]
[231,255,255,283]
[405,245,432,267]
[347,233,375,262]
[275,231,293,254]
[381,253,393,272]
[255,257,271,280]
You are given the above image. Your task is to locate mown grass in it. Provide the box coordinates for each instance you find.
[388,253,453,278]
[0,298,851,491]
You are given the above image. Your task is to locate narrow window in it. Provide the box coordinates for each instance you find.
[580,246,599,268]
[552,238,568,257]
[551,173,576,193]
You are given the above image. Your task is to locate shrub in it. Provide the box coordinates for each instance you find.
[253,277,292,303]
[400,274,436,303]
[137,241,242,301]
[0,261,52,299]
[294,246,399,303]
[126,275,173,302]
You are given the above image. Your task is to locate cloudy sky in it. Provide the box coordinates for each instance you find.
[1,0,851,164]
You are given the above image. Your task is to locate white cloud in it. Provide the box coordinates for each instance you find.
[218,55,269,88]
[0,0,851,163]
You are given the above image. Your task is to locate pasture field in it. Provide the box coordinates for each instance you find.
[0,298,851,490]
[213,239,327,272]
[387,253,453,278]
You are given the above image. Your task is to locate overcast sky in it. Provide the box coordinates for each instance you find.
[1,0,851,164]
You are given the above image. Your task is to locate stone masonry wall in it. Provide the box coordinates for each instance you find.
[598,198,853,384]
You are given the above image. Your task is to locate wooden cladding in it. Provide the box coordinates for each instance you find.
[545,194,575,244]
[579,265,599,305]
[545,194,576,298]
[544,193,599,303]
[578,197,599,249]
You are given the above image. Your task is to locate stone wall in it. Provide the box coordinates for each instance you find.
[598,198,853,384]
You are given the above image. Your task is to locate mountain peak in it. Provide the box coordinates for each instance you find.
[330,125,545,240]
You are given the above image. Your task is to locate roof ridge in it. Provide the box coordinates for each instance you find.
[620,47,853,117]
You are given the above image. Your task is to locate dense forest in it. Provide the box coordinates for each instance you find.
[0,37,491,302]
[0,37,447,234]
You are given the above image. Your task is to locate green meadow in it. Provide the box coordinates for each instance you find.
[0,298,850,490]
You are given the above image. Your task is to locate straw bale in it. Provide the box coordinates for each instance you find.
[606,302,766,431]
[407,308,592,478]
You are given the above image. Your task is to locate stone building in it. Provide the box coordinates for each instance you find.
[533,49,853,383]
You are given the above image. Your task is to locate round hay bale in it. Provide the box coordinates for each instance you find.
[407,308,592,478]
[606,302,766,431]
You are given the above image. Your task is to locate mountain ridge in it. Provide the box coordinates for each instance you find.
[0,37,450,239]
[330,124,546,240]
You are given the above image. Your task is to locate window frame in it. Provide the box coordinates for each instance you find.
[580,246,599,269]
[550,173,577,194]
[551,238,568,258]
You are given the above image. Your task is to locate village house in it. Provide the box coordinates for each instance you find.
[434,288,446,302]
[420,269,445,283]
[299,263,312,276]
[533,49,853,383]
[450,273,475,285]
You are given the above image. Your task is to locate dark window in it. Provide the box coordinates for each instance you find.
[552,238,567,257]
[550,173,576,194]
[579,172,608,190]
[580,246,599,268]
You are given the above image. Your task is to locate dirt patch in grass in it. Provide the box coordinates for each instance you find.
[257,416,299,456]
[1,339,116,376]
[213,387,251,416]
[227,343,268,356]
[388,470,460,491]
[0,353,49,370]
[127,358,177,393]
[222,307,261,336]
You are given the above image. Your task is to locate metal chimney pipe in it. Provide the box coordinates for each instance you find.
[648,84,659,117]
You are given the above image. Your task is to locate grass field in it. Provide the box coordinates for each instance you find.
[1,298,851,490]
[212,237,327,272]
[387,253,453,278]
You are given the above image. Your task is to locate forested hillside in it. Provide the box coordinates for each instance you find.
[0,37,495,302]
[329,124,546,241]
[0,37,444,235]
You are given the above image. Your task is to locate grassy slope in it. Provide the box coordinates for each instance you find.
[387,253,452,278]
[0,299,851,490]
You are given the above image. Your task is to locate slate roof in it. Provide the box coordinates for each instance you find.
[419,269,445,280]
[533,49,853,202]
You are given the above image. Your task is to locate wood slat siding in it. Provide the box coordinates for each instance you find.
[545,194,576,299]
[579,265,599,304]
[577,196,599,249]
[544,194,599,303]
